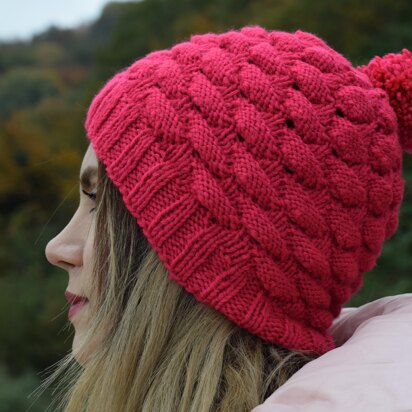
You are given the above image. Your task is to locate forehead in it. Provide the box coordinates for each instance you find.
[80,145,98,189]
[81,145,98,173]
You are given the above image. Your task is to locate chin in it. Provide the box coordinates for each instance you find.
[72,330,89,366]
[72,326,105,366]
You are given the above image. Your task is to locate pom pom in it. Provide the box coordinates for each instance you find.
[359,49,412,154]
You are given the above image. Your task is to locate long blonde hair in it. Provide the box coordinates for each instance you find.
[41,160,317,412]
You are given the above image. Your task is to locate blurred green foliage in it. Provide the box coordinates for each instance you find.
[0,366,52,412]
[0,0,411,410]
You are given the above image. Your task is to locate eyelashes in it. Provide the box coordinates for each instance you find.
[82,189,97,200]
[82,189,97,213]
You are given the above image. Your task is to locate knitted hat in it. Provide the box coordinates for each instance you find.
[85,26,412,355]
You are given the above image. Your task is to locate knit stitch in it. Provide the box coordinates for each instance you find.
[85,26,410,354]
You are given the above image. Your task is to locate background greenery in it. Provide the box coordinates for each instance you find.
[0,0,411,410]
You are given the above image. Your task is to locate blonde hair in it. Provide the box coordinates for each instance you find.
[40,160,318,412]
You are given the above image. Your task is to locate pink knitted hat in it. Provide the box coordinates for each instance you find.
[85,26,412,355]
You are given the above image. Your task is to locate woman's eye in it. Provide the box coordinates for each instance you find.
[81,189,97,214]
[82,189,97,200]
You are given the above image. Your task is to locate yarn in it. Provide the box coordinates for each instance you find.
[359,49,412,153]
[85,26,409,354]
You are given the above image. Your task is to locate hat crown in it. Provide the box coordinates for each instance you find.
[86,26,407,354]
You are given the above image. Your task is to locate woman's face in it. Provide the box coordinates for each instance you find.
[45,144,98,362]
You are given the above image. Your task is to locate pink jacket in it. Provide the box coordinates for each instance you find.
[252,294,412,412]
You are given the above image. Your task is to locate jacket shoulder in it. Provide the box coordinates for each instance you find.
[252,294,412,412]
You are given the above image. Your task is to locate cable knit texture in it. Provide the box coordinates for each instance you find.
[85,26,409,355]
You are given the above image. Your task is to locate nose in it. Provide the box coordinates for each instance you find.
[45,211,84,271]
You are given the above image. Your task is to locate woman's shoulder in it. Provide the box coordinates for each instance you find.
[252,293,412,412]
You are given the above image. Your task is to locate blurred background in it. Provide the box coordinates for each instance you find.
[0,0,411,410]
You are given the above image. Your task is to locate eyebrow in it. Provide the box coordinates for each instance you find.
[80,166,97,191]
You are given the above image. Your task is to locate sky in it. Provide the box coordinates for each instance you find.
[0,0,129,42]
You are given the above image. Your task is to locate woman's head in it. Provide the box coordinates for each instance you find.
[43,25,411,411]
[45,144,314,411]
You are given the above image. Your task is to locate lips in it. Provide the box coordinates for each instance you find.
[65,291,89,320]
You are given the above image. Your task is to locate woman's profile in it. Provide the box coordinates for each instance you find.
[43,25,412,411]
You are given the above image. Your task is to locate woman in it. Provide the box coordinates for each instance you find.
[45,25,412,411]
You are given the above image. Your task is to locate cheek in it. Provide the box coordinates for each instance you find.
[83,220,96,299]
[83,225,95,270]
